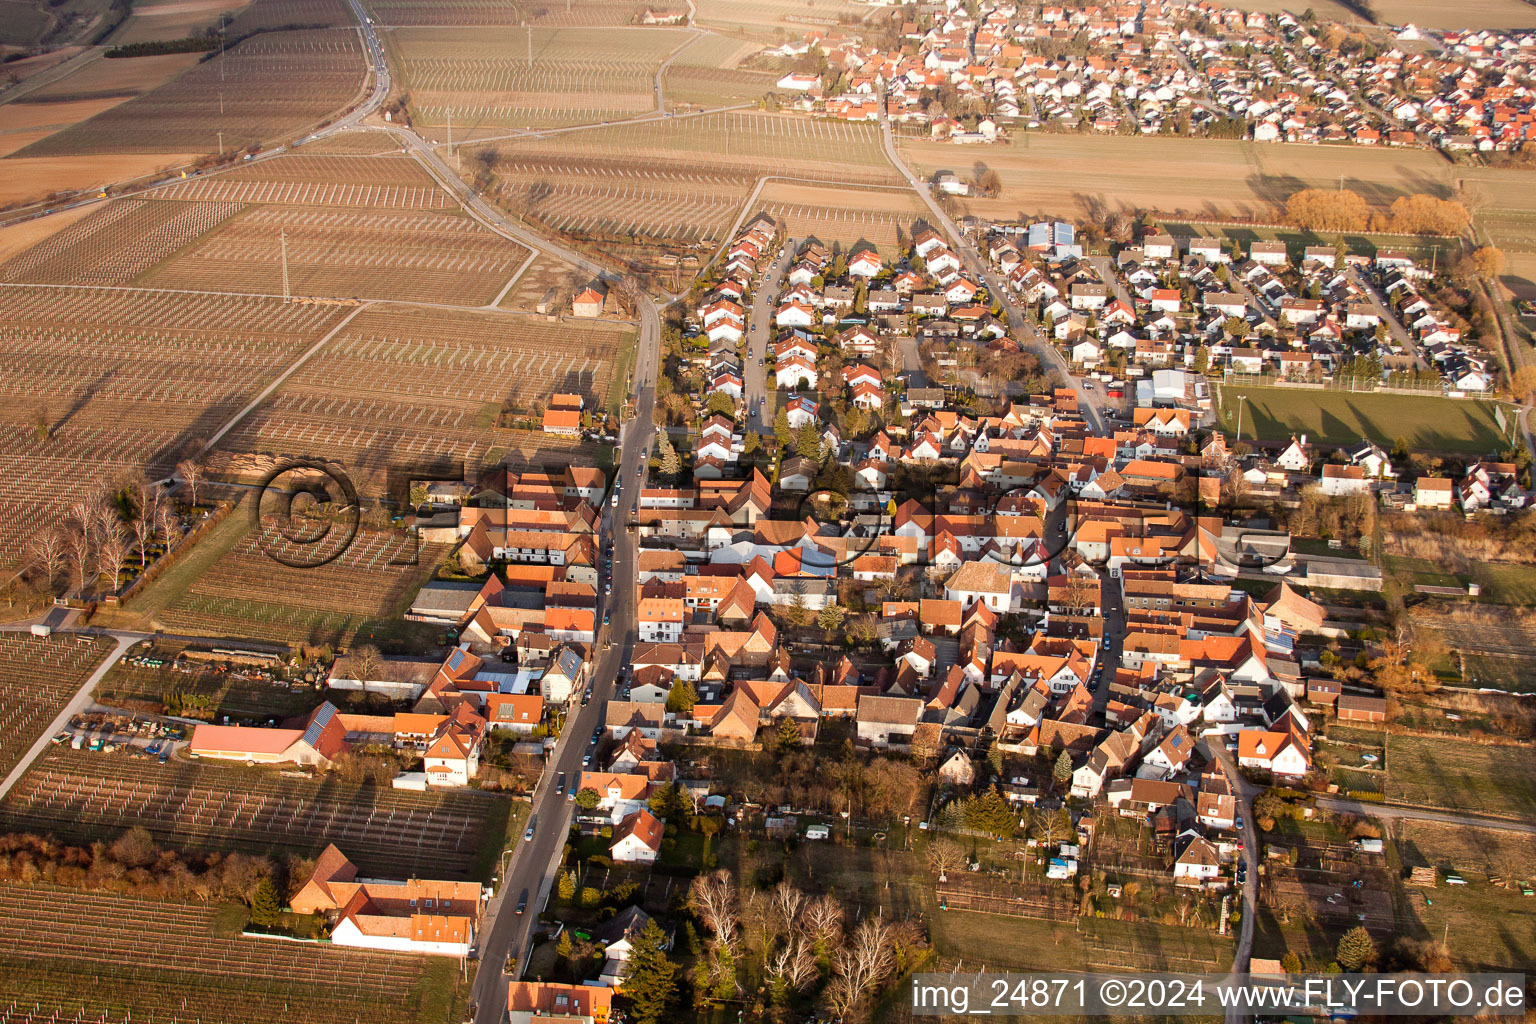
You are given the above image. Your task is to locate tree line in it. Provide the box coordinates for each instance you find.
[1284,189,1469,236]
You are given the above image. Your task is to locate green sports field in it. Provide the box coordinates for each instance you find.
[1213,385,1509,454]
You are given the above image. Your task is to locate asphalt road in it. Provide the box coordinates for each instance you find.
[1205,742,1260,1024]
[876,109,1107,435]
[744,241,794,431]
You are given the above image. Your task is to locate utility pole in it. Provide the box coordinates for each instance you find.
[1431,243,1439,276]
[280,228,290,302]
[1236,393,1248,443]
[217,131,223,156]
[525,22,532,68]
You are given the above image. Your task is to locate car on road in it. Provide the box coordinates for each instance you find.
[556,772,565,791]
[523,822,536,842]
[1235,817,1244,830]
[515,889,529,914]
[582,752,592,766]
[568,785,578,801]
[603,611,611,625]
[637,463,644,476]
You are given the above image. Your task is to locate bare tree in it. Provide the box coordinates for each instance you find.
[25,529,66,587]
[801,893,844,952]
[177,459,203,508]
[766,932,819,993]
[65,525,93,595]
[768,879,805,940]
[155,501,182,550]
[826,916,898,1017]
[97,527,129,595]
[687,869,740,952]
[926,837,966,880]
[130,478,158,567]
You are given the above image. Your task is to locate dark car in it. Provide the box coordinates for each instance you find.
[515,889,529,914]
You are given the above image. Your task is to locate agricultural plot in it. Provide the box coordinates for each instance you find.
[489,109,898,182]
[0,747,504,879]
[222,0,354,32]
[1466,169,1536,301]
[693,0,869,36]
[0,286,347,570]
[661,33,780,109]
[897,133,1454,222]
[1384,735,1536,819]
[0,884,462,1024]
[497,251,591,310]
[108,0,253,44]
[0,51,204,155]
[1211,384,1505,454]
[0,634,114,785]
[364,0,644,25]
[480,110,895,266]
[215,303,624,482]
[147,152,456,209]
[759,180,927,254]
[391,26,686,130]
[13,29,364,157]
[141,204,530,304]
[155,524,447,648]
[0,198,244,285]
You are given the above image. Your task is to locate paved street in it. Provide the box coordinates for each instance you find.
[744,241,795,432]
[877,110,1107,435]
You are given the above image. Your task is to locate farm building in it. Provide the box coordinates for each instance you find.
[291,845,480,957]
[189,702,347,767]
[572,285,606,318]
[1336,694,1387,723]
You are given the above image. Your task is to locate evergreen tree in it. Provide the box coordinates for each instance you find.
[741,430,762,456]
[665,679,698,714]
[250,876,282,928]
[774,715,803,751]
[621,920,678,1024]
[656,435,682,477]
[986,740,1003,777]
[558,868,577,901]
[774,407,793,446]
[794,424,823,460]
[1053,749,1073,784]
[1336,926,1376,971]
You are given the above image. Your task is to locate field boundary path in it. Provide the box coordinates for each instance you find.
[194,302,373,459]
[1316,795,1536,834]
[0,631,136,803]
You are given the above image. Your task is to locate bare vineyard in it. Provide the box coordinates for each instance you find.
[0,635,114,783]
[16,31,364,157]
[226,0,357,32]
[366,0,645,26]
[396,27,684,128]
[0,748,496,878]
[0,200,244,286]
[497,160,749,244]
[156,525,447,646]
[490,110,899,181]
[0,286,346,568]
[141,204,529,305]
[216,305,623,480]
[760,196,925,252]
[148,154,455,210]
[0,884,444,1024]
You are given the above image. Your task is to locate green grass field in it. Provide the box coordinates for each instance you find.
[1385,734,1536,819]
[1214,385,1507,454]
